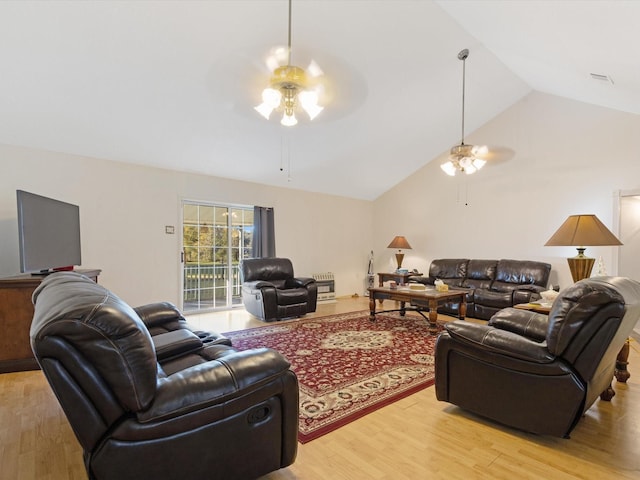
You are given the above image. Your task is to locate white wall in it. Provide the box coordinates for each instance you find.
[3,91,640,310]
[373,92,640,290]
[0,144,373,307]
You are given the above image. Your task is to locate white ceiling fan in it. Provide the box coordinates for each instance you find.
[441,48,490,176]
[254,0,326,127]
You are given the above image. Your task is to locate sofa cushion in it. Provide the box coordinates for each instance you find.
[494,259,551,288]
[428,259,469,287]
[462,259,497,290]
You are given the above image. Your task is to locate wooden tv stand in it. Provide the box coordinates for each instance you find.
[0,269,101,373]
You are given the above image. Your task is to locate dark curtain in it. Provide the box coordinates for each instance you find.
[252,206,275,258]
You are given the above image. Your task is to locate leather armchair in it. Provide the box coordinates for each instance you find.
[434,276,640,437]
[240,257,317,322]
[30,272,299,480]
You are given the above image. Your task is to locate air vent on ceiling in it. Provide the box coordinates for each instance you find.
[590,73,614,85]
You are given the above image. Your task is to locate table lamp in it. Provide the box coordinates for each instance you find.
[544,214,622,282]
[387,236,412,270]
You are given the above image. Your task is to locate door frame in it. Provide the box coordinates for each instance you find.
[613,188,640,278]
[179,197,253,313]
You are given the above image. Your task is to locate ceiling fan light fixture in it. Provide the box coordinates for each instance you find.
[254,88,283,119]
[471,145,488,156]
[281,111,298,127]
[254,103,273,120]
[445,143,487,175]
[255,0,323,127]
[298,90,323,119]
[262,88,282,108]
[450,143,475,158]
[440,161,458,176]
[441,48,487,176]
[472,158,486,169]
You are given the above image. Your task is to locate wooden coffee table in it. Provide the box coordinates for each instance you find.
[368,286,467,335]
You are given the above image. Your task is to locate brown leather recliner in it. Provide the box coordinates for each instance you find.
[240,257,317,322]
[30,272,299,480]
[435,276,640,438]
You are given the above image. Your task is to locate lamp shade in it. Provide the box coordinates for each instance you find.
[545,214,622,283]
[387,236,412,250]
[544,215,622,247]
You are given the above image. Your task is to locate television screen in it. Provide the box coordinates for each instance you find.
[16,190,82,274]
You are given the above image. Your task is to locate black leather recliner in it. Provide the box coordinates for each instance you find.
[435,276,640,437]
[30,272,299,480]
[240,257,317,322]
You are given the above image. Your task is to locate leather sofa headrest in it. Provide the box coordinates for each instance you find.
[495,259,551,286]
[429,259,469,279]
[241,257,294,282]
[547,277,625,355]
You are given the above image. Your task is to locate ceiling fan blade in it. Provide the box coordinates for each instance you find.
[478,146,515,165]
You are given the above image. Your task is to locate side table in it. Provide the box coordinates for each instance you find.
[513,302,551,315]
[377,271,422,287]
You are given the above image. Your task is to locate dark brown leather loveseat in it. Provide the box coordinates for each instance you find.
[30,272,299,480]
[435,276,640,437]
[410,258,551,320]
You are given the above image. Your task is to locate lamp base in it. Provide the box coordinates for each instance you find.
[567,253,595,283]
[395,253,404,270]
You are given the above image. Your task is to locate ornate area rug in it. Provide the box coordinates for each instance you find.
[224,311,440,443]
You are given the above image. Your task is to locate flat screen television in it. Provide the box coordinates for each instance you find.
[16,190,82,274]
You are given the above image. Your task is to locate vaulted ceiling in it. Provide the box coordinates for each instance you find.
[1,1,638,200]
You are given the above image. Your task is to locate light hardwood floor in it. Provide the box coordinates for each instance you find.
[1,296,639,479]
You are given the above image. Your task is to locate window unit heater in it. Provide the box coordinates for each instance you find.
[312,272,336,303]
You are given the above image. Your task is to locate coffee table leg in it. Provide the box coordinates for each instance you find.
[427,299,439,335]
[400,301,406,316]
[459,297,467,320]
[369,295,376,321]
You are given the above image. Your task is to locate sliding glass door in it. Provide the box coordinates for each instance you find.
[182,202,253,312]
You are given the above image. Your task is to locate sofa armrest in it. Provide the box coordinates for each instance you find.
[513,284,546,293]
[152,329,203,361]
[139,348,292,423]
[134,302,185,329]
[242,280,277,290]
[409,276,434,286]
[488,308,549,342]
[444,321,555,363]
[511,285,546,304]
[489,283,546,305]
[287,277,315,288]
